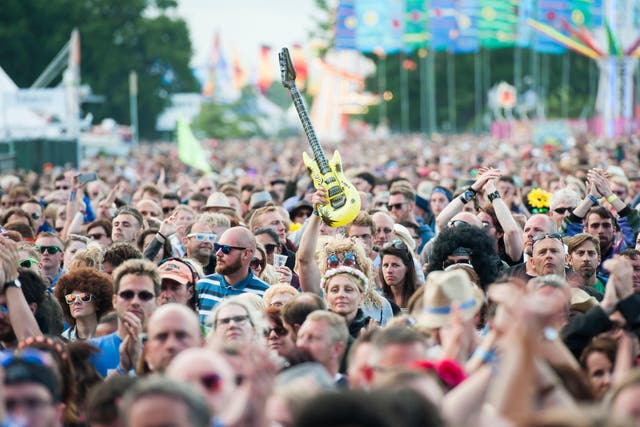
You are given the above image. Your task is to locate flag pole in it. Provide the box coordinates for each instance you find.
[400,51,410,133]
[419,49,428,133]
[446,51,457,133]
[561,53,570,118]
[378,52,388,127]
[474,51,482,134]
[427,50,437,133]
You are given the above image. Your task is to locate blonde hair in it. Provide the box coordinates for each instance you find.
[263,283,298,306]
[67,242,103,271]
[316,236,384,309]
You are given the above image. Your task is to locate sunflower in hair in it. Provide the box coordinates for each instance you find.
[525,188,552,214]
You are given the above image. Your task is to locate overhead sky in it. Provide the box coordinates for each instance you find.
[176,0,323,69]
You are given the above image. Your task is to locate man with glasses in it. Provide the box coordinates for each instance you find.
[388,182,433,253]
[531,233,568,277]
[34,232,65,288]
[182,216,219,275]
[196,227,268,326]
[89,258,160,377]
[20,198,50,234]
[87,218,113,249]
[549,188,580,228]
[504,214,558,283]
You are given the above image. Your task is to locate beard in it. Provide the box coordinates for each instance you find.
[215,256,243,276]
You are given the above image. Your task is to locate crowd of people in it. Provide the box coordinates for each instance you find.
[0,131,637,427]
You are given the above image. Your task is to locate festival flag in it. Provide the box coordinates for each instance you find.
[202,33,220,98]
[177,118,212,173]
[478,0,517,49]
[292,44,308,90]
[257,45,274,94]
[335,0,358,50]
[426,0,458,51]
[404,0,429,52]
[355,0,405,54]
[231,48,247,91]
[452,0,480,52]
[533,0,571,54]
[516,0,535,46]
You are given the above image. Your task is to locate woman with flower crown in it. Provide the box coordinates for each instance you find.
[320,266,372,338]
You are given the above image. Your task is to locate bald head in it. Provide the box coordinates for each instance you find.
[166,348,236,415]
[145,304,203,373]
[451,212,483,228]
[220,226,256,252]
[136,199,162,219]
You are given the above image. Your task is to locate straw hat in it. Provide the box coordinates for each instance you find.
[204,192,231,210]
[417,270,484,329]
[570,288,599,314]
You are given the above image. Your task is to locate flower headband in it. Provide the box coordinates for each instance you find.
[320,266,369,293]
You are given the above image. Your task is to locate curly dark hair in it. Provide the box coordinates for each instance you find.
[378,242,419,308]
[426,224,502,290]
[54,268,114,325]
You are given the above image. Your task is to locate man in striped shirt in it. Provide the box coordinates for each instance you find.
[196,226,269,327]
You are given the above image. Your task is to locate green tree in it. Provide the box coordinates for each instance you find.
[194,87,267,139]
[0,0,198,138]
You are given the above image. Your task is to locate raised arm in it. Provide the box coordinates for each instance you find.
[294,188,327,294]
[483,174,523,262]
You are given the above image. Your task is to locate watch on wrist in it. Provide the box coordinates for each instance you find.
[460,189,477,204]
[487,191,501,202]
[3,279,21,291]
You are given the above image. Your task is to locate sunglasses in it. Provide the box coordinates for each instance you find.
[447,220,470,229]
[65,292,93,305]
[55,185,70,190]
[250,257,263,269]
[387,202,407,211]
[188,233,217,243]
[162,207,174,214]
[37,245,61,255]
[264,243,279,254]
[382,239,408,251]
[327,252,356,269]
[532,233,563,244]
[214,243,246,254]
[215,315,250,327]
[0,348,51,369]
[553,207,574,214]
[118,290,155,301]
[263,326,288,337]
[18,258,39,268]
[200,372,221,392]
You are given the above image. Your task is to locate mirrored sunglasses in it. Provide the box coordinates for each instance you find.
[65,292,93,305]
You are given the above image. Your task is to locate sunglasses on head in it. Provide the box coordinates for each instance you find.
[118,290,155,301]
[327,252,357,269]
[263,326,288,337]
[447,219,470,229]
[188,233,217,243]
[200,372,221,392]
[264,243,279,254]
[553,207,574,214]
[532,233,563,243]
[37,246,61,255]
[65,292,93,305]
[382,239,408,251]
[18,258,39,269]
[214,243,247,254]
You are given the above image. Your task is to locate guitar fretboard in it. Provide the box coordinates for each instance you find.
[288,85,330,174]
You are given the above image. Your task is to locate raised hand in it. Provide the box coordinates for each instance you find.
[118,311,143,372]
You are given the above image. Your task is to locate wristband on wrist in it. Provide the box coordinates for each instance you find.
[157,232,167,241]
[588,194,600,206]
[487,191,501,203]
[312,210,319,216]
[607,194,618,203]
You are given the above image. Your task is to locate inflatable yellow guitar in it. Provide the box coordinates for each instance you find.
[279,47,361,227]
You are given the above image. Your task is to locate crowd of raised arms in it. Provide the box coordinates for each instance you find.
[0,132,637,427]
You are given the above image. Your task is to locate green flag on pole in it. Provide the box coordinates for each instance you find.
[478,0,517,49]
[176,118,212,173]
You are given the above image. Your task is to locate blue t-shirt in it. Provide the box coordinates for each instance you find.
[89,331,122,377]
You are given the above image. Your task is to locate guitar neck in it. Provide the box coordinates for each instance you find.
[288,85,330,174]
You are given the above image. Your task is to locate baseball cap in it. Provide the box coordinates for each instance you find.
[158,260,194,285]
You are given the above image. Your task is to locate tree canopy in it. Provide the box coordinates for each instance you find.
[0,0,198,137]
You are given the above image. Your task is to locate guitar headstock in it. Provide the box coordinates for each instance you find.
[279,47,296,89]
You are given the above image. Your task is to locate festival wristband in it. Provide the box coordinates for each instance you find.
[607,194,618,203]
[588,194,600,206]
